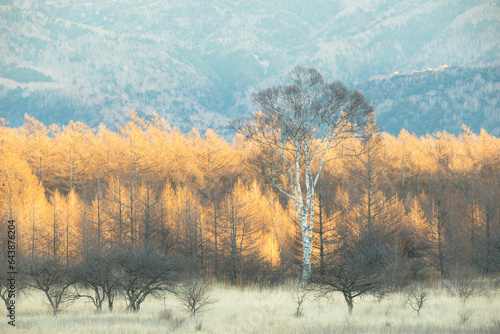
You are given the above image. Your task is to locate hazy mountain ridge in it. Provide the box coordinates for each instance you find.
[357,64,500,136]
[0,0,498,136]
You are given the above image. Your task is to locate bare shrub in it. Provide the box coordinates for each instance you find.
[158,307,187,330]
[176,280,217,316]
[158,308,173,322]
[457,311,472,327]
[405,283,428,315]
[291,286,310,317]
[445,268,479,303]
[490,319,500,332]
[195,320,203,331]
[171,316,187,329]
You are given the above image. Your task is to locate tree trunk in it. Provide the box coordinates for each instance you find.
[437,201,445,279]
[144,182,151,247]
[318,196,325,276]
[53,201,57,261]
[32,203,36,258]
[96,177,102,248]
[43,290,57,316]
[301,214,312,287]
[130,184,135,248]
[213,201,219,278]
[301,260,311,287]
[485,211,491,274]
[105,290,114,312]
[344,293,354,315]
[118,177,123,246]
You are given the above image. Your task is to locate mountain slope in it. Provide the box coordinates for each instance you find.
[0,0,498,136]
[357,64,500,136]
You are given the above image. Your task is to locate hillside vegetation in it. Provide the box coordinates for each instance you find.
[1,0,498,135]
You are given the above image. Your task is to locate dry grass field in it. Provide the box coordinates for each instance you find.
[1,282,499,334]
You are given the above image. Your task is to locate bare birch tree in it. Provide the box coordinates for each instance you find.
[232,67,373,285]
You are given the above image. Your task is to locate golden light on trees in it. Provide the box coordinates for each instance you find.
[0,114,498,287]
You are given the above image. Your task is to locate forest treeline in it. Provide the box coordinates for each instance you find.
[0,113,499,288]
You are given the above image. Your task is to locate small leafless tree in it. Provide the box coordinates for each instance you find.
[176,279,217,316]
[311,261,391,315]
[22,257,77,315]
[311,228,397,315]
[115,246,179,312]
[73,249,120,312]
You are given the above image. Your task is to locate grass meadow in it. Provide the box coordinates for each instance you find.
[1,281,499,333]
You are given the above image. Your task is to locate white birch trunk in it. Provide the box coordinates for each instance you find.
[300,213,312,286]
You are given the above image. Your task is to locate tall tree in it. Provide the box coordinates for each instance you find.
[175,186,204,275]
[400,195,432,279]
[20,114,58,191]
[47,190,66,262]
[53,121,92,192]
[156,181,178,252]
[63,189,81,266]
[0,151,46,257]
[104,176,127,246]
[219,180,261,285]
[194,129,236,277]
[232,67,373,285]
[476,129,500,273]
[312,177,346,276]
[423,132,455,278]
[117,112,154,247]
[313,125,403,314]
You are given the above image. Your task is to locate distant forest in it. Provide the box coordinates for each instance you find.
[1,113,499,286]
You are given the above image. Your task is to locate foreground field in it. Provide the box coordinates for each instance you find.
[1,283,499,334]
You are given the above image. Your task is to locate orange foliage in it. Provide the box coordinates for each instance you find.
[0,115,499,279]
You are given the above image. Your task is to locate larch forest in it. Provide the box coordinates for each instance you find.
[0,112,498,294]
